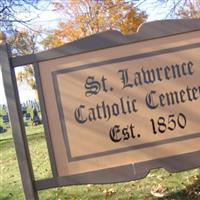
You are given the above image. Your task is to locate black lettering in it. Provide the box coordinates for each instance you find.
[101,76,108,92]
[171,64,181,79]
[85,76,101,97]
[110,125,121,142]
[122,127,130,140]
[181,62,188,75]
[112,103,120,116]
[187,61,194,75]
[134,72,143,86]
[88,108,96,121]
[145,90,158,109]
[102,101,111,121]
[141,68,156,84]
[155,67,163,81]
[118,69,133,88]
[74,105,87,124]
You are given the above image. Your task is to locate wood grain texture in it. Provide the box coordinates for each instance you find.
[0,44,39,199]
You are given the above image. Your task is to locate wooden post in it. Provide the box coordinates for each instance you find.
[0,32,39,200]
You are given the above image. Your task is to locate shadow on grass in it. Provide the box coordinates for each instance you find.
[0,131,44,148]
[159,177,200,200]
[0,196,10,200]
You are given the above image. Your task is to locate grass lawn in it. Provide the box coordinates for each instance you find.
[0,125,199,200]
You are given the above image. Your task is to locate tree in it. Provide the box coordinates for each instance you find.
[0,0,41,33]
[177,0,200,18]
[10,30,39,99]
[8,29,38,56]
[135,0,200,19]
[42,0,147,48]
[1,1,47,101]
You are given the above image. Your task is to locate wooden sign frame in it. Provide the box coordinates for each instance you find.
[1,19,200,200]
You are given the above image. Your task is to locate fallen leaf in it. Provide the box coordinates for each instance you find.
[150,184,168,198]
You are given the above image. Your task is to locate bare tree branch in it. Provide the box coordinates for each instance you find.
[0,0,45,33]
[132,0,200,18]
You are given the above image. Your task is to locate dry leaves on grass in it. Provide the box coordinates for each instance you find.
[150,184,169,198]
[102,188,116,197]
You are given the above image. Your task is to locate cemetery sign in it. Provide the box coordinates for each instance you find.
[1,19,200,199]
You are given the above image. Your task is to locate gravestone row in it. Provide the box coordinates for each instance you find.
[0,102,42,134]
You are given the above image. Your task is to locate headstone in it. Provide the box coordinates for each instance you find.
[25,113,31,121]
[2,115,9,123]
[32,108,41,125]
[35,103,40,112]
[21,106,27,115]
[2,105,7,113]
[0,125,6,133]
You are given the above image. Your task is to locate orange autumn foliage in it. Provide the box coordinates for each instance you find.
[43,0,147,48]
